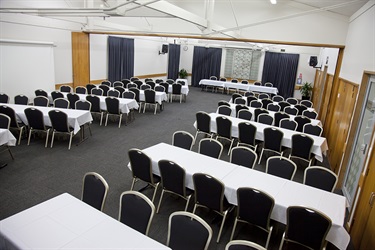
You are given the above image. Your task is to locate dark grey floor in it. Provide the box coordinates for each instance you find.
[0,87,348,250]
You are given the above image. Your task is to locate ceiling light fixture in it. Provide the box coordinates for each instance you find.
[270,0,277,4]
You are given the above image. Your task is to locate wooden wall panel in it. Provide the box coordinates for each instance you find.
[319,74,334,125]
[312,69,322,107]
[72,32,90,87]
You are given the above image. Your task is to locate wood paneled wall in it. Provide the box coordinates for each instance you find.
[72,32,90,87]
[323,78,359,174]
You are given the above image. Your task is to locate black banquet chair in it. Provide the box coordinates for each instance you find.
[172,130,195,150]
[279,118,297,131]
[60,85,72,93]
[295,115,312,132]
[33,96,49,107]
[303,123,323,136]
[274,112,290,127]
[225,240,267,250]
[215,116,235,154]
[193,173,232,243]
[198,138,223,159]
[157,160,193,213]
[128,148,160,202]
[105,97,123,128]
[237,109,252,121]
[53,98,70,109]
[14,94,29,105]
[0,105,26,145]
[35,89,48,98]
[194,111,212,143]
[258,127,283,164]
[81,172,109,211]
[303,110,318,119]
[230,146,257,169]
[280,206,332,250]
[98,84,110,96]
[289,134,314,167]
[258,113,274,125]
[107,89,120,98]
[86,95,103,126]
[0,93,10,104]
[51,90,64,101]
[167,211,212,250]
[143,89,160,114]
[118,190,155,236]
[67,93,79,109]
[0,114,14,159]
[218,105,232,116]
[75,100,92,137]
[48,109,74,150]
[24,107,50,147]
[86,83,96,94]
[75,86,87,94]
[286,97,298,105]
[91,88,104,96]
[230,187,274,248]
[237,122,258,151]
[171,83,183,103]
[266,156,297,180]
[303,166,338,192]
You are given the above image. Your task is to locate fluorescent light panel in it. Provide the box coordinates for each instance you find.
[270,0,277,4]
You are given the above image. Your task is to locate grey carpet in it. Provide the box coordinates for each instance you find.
[0,87,343,250]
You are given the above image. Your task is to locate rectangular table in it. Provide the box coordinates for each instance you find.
[194,113,328,162]
[0,193,170,250]
[4,104,92,135]
[199,79,279,95]
[133,143,349,250]
[0,129,16,146]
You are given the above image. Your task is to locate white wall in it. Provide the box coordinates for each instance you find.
[340,2,375,84]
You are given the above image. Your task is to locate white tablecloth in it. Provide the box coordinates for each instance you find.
[193,113,328,162]
[0,129,16,146]
[0,193,170,250]
[4,104,92,135]
[132,143,349,250]
[199,79,278,94]
[138,90,169,105]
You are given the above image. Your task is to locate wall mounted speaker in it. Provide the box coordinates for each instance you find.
[162,44,168,53]
[309,56,318,67]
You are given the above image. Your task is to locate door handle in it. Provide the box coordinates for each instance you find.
[370,192,375,208]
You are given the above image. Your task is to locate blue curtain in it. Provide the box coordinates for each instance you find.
[108,36,134,82]
[191,46,222,87]
[167,44,181,80]
[261,51,299,98]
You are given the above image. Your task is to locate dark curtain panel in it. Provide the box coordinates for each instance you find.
[261,51,299,98]
[108,36,134,82]
[167,44,181,80]
[191,46,222,87]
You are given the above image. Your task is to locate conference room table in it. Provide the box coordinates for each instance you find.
[194,113,328,162]
[48,92,139,114]
[0,128,16,147]
[199,79,279,95]
[220,103,322,126]
[0,193,170,250]
[3,104,92,135]
[131,142,349,250]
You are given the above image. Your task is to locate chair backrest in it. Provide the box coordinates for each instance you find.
[216,116,232,139]
[67,93,79,109]
[91,88,104,96]
[75,86,87,94]
[266,156,297,180]
[286,97,298,105]
[86,84,96,94]
[154,85,165,92]
[278,101,291,111]
[196,111,211,134]
[24,107,45,130]
[145,78,153,82]
[160,83,169,93]
[210,76,218,80]
[258,113,273,125]
[261,98,273,109]
[129,88,140,102]
[98,84,110,96]
[166,79,175,84]
[241,80,248,84]
[122,78,131,85]
[0,106,18,128]
[133,80,143,89]
[114,86,126,97]
[258,93,269,100]
[159,160,188,197]
[303,166,338,192]
[294,104,308,116]
[48,110,70,132]
[267,103,281,112]
[225,240,267,250]
[53,98,69,109]
[118,191,155,236]
[285,206,332,250]
[253,81,262,86]
[51,91,64,100]
[105,97,120,114]
[81,172,109,211]
[128,148,154,184]
[274,112,290,127]
[176,80,185,85]
[155,79,163,84]
[231,93,242,103]
[238,122,256,148]
[218,100,231,107]
[144,89,156,103]
[107,89,120,98]
[217,105,232,116]
[264,82,273,87]
[113,81,124,88]
[231,79,238,83]
[272,95,284,102]
[246,96,257,106]
[141,84,151,90]
[75,100,91,111]
[302,110,318,119]
[254,108,269,122]
[300,100,313,108]
[33,96,49,107]
[250,100,262,108]
[263,128,283,152]
[123,91,135,99]
[60,85,72,93]
[237,109,252,121]
[234,97,246,105]
[130,77,139,82]
[172,83,182,94]
[35,89,48,98]
[244,91,255,97]
[167,211,212,250]
[235,105,248,117]
[230,146,257,169]
[219,77,227,82]
[14,94,29,105]
[101,80,111,87]
[294,115,311,132]
[284,106,298,116]
[0,113,10,129]
[198,138,223,159]
[127,83,138,89]
[236,187,274,232]
[86,95,101,112]
[303,123,323,136]
[172,130,195,150]
[279,118,297,131]
[193,173,227,212]
[291,134,314,160]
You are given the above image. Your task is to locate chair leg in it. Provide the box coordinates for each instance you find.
[228,139,234,155]
[192,204,198,214]
[279,232,286,250]
[68,132,73,150]
[151,183,159,203]
[45,129,50,148]
[143,103,146,113]
[50,131,55,148]
[130,177,137,191]
[105,113,109,126]
[184,195,192,211]
[27,128,33,145]
[17,127,23,145]
[118,114,123,128]
[99,112,103,126]
[217,211,228,243]
[265,226,273,249]
[258,148,264,164]
[156,189,165,213]
[7,146,14,160]
[154,104,157,115]
[230,218,238,241]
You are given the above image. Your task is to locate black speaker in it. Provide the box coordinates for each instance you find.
[162,44,168,53]
[309,56,318,67]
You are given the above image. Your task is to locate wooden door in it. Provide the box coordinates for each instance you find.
[360,192,375,249]
[72,32,90,87]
